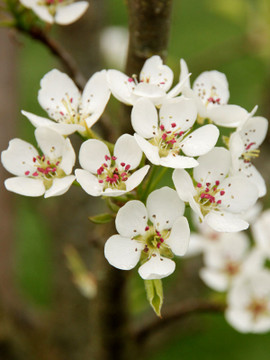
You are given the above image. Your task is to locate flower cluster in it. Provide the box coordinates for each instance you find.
[1,55,268,322]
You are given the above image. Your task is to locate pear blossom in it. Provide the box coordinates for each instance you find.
[20,0,89,25]
[75,134,149,197]
[173,147,259,232]
[1,127,75,197]
[107,55,190,107]
[22,69,110,136]
[225,270,270,333]
[229,115,268,197]
[180,59,252,127]
[104,187,190,280]
[200,234,263,292]
[131,97,219,169]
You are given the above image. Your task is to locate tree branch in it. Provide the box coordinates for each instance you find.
[16,25,86,90]
[133,299,226,344]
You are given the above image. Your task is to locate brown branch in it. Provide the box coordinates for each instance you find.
[16,25,86,90]
[133,299,226,344]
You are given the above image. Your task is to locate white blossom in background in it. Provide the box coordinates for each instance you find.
[200,233,263,292]
[100,26,129,70]
[75,134,149,197]
[173,147,259,232]
[20,0,89,25]
[1,127,75,197]
[107,55,190,106]
[252,209,270,259]
[22,69,110,136]
[229,114,268,197]
[226,270,270,333]
[104,187,190,280]
[131,97,219,169]
[180,59,253,127]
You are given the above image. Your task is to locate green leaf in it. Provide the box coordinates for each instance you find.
[88,213,114,224]
[144,279,163,317]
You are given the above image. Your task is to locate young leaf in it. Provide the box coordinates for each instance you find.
[144,279,163,317]
[88,213,114,224]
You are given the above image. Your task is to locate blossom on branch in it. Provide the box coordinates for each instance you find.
[104,187,190,280]
[20,0,89,25]
[173,147,259,232]
[131,97,219,169]
[22,69,110,136]
[107,55,190,106]
[1,127,76,197]
[75,134,149,197]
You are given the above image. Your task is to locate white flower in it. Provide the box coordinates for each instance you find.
[104,187,190,280]
[22,69,110,136]
[229,115,268,197]
[173,147,259,232]
[180,59,252,127]
[20,0,89,25]
[252,209,270,259]
[107,56,190,106]
[225,270,270,333]
[131,97,219,169]
[75,134,149,197]
[200,233,263,292]
[1,127,75,197]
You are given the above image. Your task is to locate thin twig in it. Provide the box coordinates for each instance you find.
[17,25,86,90]
[133,299,226,343]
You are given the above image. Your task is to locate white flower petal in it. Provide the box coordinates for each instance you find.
[54,1,89,25]
[134,134,160,165]
[193,147,231,184]
[116,200,148,237]
[114,134,142,169]
[179,59,191,89]
[131,98,158,138]
[1,138,38,176]
[146,187,185,230]
[238,161,266,198]
[104,235,143,270]
[75,169,103,196]
[38,69,80,121]
[200,268,228,292]
[172,169,196,202]
[22,110,84,135]
[59,137,76,174]
[239,116,268,148]
[107,70,136,105]
[159,154,198,169]
[101,188,127,197]
[166,216,190,256]
[4,177,45,197]
[35,127,66,160]
[31,5,54,23]
[78,139,110,173]
[225,309,253,333]
[125,165,150,192]
[140,55,173,91]
[229,132,245,160]
[217,176,258,213]
[181,124,219,156]
[82,70,111,128]
[44,175,75,198]
[138,254,176,280]
[159,97,197,131]
[182,86,207,117]
[208,105,248,127]
[205,211,249,232]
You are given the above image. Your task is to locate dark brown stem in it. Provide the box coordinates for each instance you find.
[126,0,173,76]
[17,25,86,90]
[133,299,226,344]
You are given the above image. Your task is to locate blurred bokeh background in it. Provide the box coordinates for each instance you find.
[1,0,270,359]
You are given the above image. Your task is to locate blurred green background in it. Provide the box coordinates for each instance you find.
[5,0,270,359]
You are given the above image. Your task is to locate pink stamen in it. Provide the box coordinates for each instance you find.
[162,134,167,140]
[128,78,134,82]
[171,123,176,128]
[206,182,211,187]
[105,155,110,161]
[125,164,131,171]
[217,200,222,204]
[60,111,64,116]
[145,226,149,231]
[70,98,73,103]
[120,162,125,167]
[160,238,164,243]
[32,172,38,177]
[33,157,36,162]
[157,243,161,249]
[160,125,165,131]
[111,156,117,161]
[245,142,256,151]
[220,191,225,196]
[25,171,30,176]
[215,180,220,186]
[98,180,104,183]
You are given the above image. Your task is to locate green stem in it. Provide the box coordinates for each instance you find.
[139,165,159,202]
[148,166,168,193]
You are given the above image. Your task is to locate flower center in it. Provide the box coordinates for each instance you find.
[149,123,189,158]
[194,180,225,216]
[224,261,240,277]
[38,0,72,15]
[134,225,173,260]
[247,298,268,321]
[241,142,260,163]
[24,154,64,189]
[96,155,132,191]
